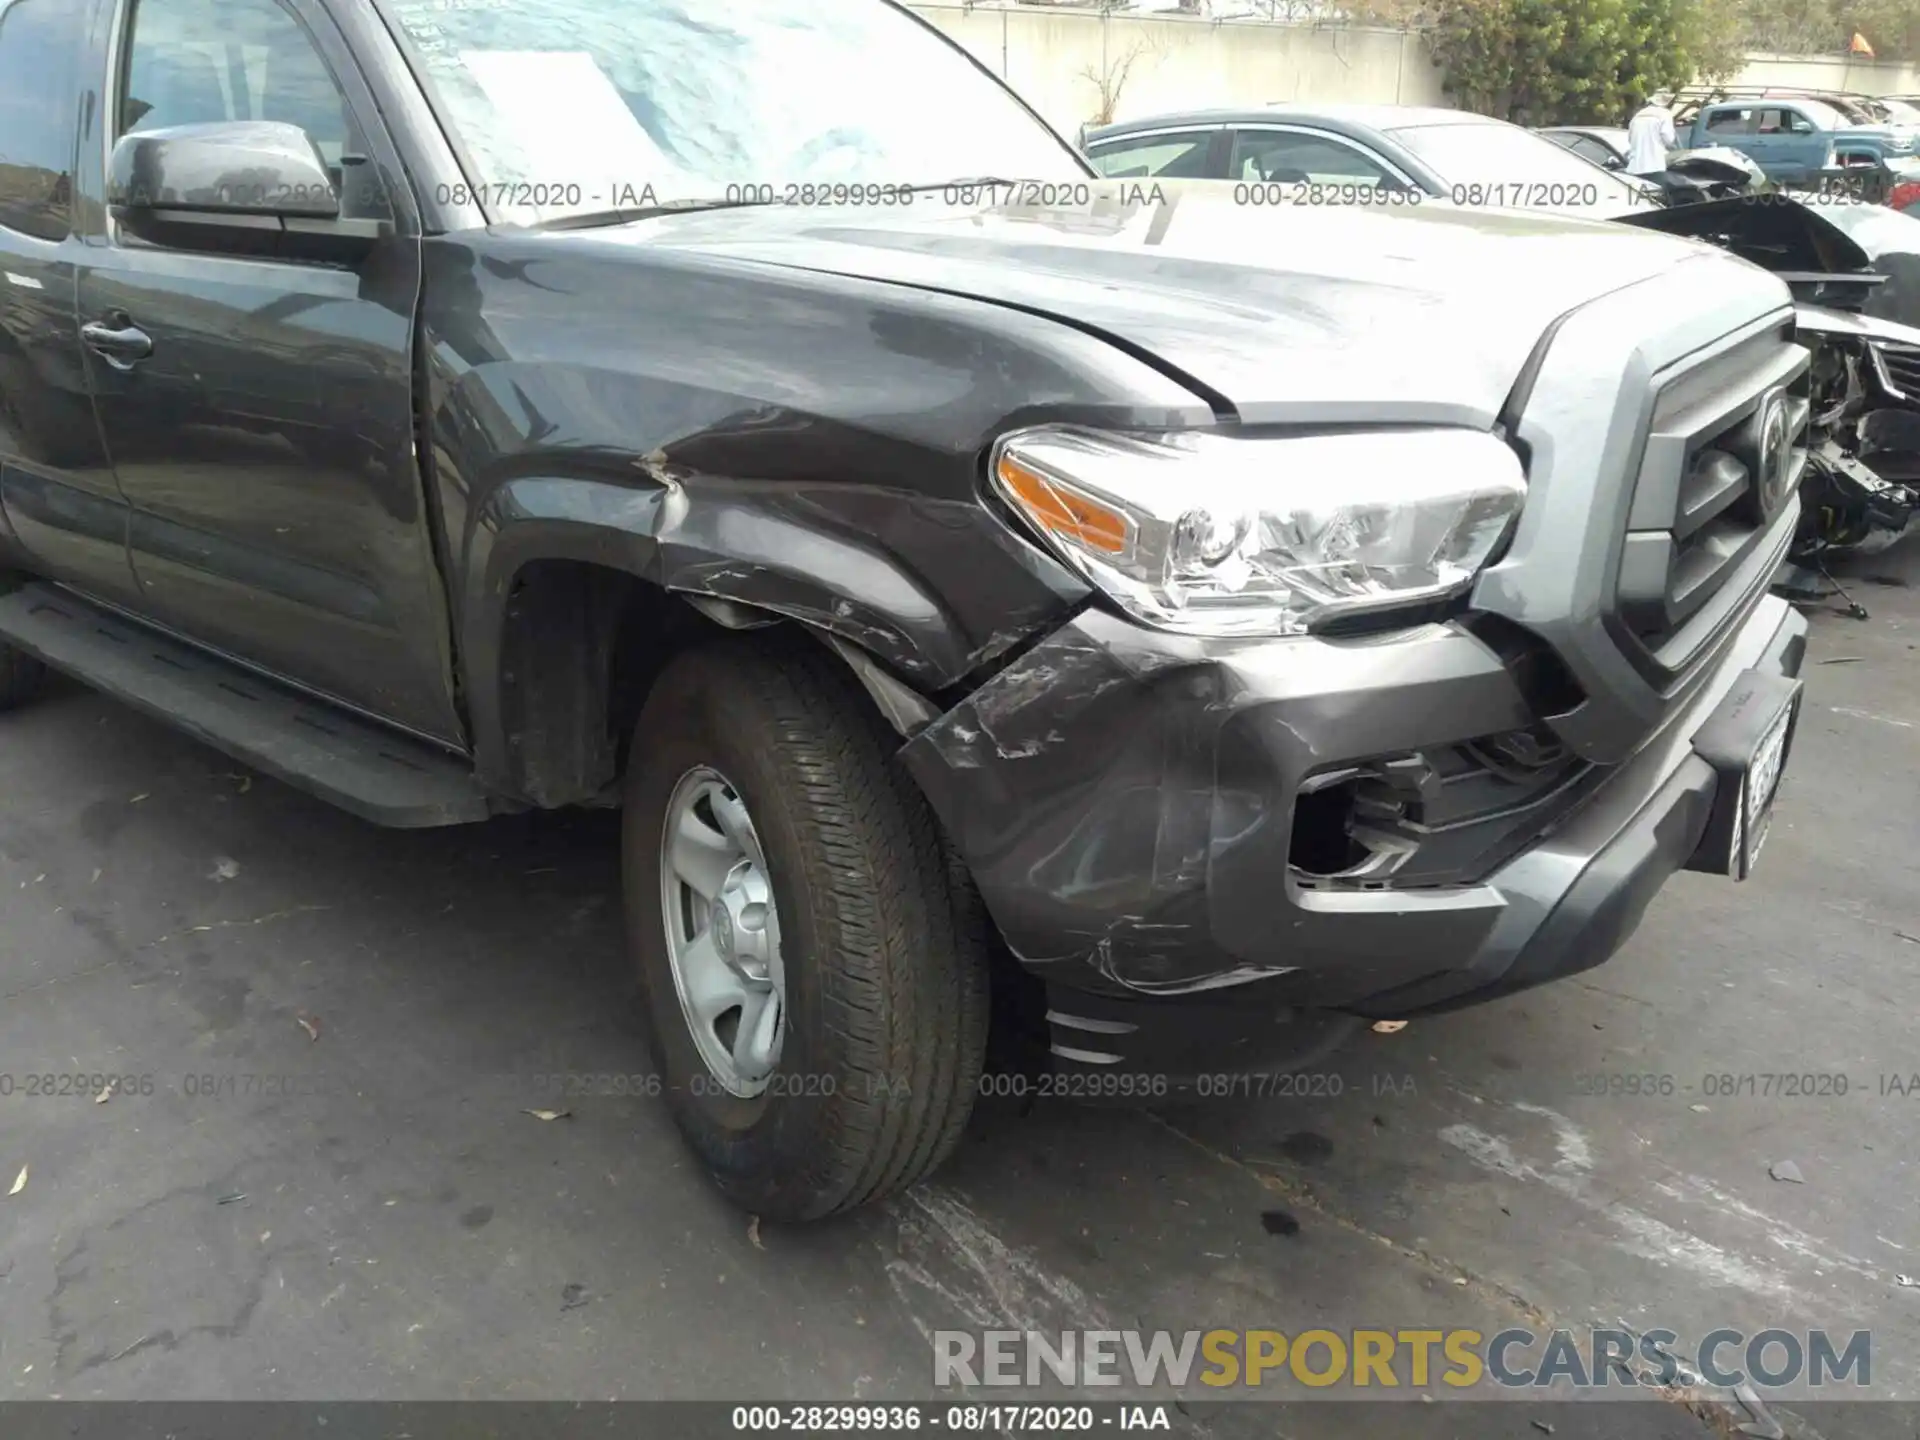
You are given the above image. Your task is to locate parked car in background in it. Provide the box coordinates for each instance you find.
[1536,124,1769,200]
[1682,96,1919,192]
[1808,198,1920,328]
[1084,104,1662,216]
[1676,87,1920,130]
[1815,93,1913,126]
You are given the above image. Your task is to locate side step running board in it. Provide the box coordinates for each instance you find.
[0,583,493,828]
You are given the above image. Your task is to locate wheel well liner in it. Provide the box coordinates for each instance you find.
[491,559,944,807]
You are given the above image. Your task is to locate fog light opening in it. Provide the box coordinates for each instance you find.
[1290,768,1421,887]
[1290,776,1371,878]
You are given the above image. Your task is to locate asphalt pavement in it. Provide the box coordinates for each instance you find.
[1,542,1917,1440]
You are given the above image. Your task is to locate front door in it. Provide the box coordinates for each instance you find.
[0,0,142,609]
[1743,107,1809,184]
[76,0,462,741]
[1772,105,1829,184]
[1700,106,1767,174]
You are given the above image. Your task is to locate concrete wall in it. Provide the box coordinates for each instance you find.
[907,6,1443,135]
[1732,54,1920,95]
[907,6,1920,137]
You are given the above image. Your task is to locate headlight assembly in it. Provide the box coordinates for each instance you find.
[990,426,1526,637]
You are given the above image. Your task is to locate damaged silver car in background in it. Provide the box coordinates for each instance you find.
[1621,197,1920,588]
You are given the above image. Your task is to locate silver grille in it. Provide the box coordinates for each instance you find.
[1872,341,1920,400]
[1468,263,1802,766]
[1614,326,1809,679]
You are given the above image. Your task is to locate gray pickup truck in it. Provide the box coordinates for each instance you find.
[0,0,1807,1220]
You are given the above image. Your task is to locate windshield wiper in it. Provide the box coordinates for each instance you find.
[524,198,774,232]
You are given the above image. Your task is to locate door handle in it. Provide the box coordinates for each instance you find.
[80,320,153,371]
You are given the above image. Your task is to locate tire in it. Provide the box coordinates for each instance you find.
[0,641,43,711]
[623,635,990,1221]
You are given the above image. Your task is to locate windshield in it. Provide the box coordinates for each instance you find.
[382,0,1084,225]
[1388,121,1658,214]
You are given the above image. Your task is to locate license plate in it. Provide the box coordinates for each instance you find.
[1685,668,1802,883]
[1737,701,1795,876]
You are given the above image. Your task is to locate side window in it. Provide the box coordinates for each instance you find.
[1564,135,1616,167]
[1704,107,1750,134]
[1230,131,1395,187]
[1782,108,1816,135]
[0,0,83,241]
[1755,108,1788,135]
[117,0,389,220]
[1087,131,1220,180]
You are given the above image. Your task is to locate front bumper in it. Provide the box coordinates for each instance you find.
[901,592,1805,1078]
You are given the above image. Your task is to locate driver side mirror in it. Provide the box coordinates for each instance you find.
[108,120,383,262]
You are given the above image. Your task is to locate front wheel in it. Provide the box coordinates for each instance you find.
[623,636,990,1221]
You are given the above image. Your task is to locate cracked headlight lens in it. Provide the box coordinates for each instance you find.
[991,426,1526,637]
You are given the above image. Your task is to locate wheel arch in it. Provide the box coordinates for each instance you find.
[463,476,957,805]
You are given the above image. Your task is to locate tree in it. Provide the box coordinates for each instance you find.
[1834,0,1920,61]
[1078,17,1172,127]
[1080,38,1151,125]
[1733,0,1845,51]
[1424,0,1744,125]
[1725,0,1919,61]
[1686,0,1751,76]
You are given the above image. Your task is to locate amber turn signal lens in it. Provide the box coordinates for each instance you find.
[996,454,1130,556]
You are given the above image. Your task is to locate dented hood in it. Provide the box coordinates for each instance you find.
[597,189,1759,426]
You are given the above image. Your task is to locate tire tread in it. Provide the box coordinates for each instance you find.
[629,635,988,1219]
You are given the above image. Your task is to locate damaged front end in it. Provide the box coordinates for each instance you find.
[1617,197,1920,564]
[893,604,1553,1078]
[1788,305,1920,562]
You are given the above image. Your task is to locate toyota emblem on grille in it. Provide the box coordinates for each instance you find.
[1755,388,1794,519]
